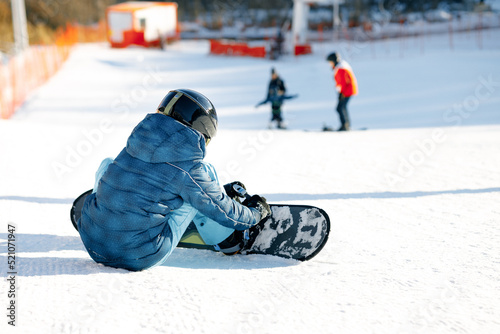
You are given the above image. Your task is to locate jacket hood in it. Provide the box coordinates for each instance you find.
[126,113,206,163]
[335,60,353,72]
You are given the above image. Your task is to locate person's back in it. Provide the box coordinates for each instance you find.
[333,60,358,98]
[268,76,286,104]
[79,114,204,270]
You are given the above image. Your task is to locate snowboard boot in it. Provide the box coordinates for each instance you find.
[337,122,350,131]
[214,230,244,255]
[239,217,269,253]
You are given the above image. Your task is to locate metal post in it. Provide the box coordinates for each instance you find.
[11,0,29,53]
[292,0,306,45]
[333,0,341,28]
[292,0,344,53]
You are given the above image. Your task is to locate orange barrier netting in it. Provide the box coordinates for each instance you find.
[294,44,312,56]
[0,24,78,119]
[210,40,266,58]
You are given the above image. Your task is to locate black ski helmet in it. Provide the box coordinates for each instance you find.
[326,52,340,66]
[157,89,218,142]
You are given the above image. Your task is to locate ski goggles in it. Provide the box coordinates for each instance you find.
[157,90,217,144]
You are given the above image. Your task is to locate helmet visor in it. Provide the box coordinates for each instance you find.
[158,91,218,140]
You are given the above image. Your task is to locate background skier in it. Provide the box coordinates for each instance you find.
[326,52,358,131]
[77,89,271,271]
[256,67,297,129]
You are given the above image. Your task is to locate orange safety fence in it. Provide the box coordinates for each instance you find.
[210,40,266,58]
[0,24,78,119]
[294,44,312,56]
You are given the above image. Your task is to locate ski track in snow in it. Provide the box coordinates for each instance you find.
[1,28,500,333]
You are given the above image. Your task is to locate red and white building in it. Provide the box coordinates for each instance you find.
[106,1,179,48]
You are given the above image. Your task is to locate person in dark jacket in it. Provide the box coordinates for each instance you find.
[77,89,271,271]
[256,68,297,129]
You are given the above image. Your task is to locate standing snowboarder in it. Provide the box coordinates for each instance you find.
[77,89,271,271]
[326,52,358,131]
[256,68,297,129]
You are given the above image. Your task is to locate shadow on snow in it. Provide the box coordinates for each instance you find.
[2,187,498,206]
[0,233,297,276]
[262,187,500,202]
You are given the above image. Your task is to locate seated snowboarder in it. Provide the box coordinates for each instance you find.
[77,89,271,271]
[255,68,297,129]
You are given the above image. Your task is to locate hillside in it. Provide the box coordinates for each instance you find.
[0,28,499,333]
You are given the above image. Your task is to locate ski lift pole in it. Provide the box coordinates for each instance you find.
[10,0,29,54]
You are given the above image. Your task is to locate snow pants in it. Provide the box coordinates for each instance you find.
[271,105,283,122]
[336,94,351,128]
[93,158,235,268]
[271,103,284,128]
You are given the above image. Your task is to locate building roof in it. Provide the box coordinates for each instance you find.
[107,1,176,12]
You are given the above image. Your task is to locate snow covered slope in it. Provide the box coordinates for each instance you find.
[1,28,499,334]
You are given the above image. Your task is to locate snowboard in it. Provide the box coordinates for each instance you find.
[321,125,368,132]
[70,189,330,261]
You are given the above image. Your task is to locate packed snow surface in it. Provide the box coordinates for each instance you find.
[1,28,500,334]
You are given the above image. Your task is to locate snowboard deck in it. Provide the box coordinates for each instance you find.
[241,204,330,261]
[321,125,368,132]
[70,189,93,231]
[71,190,330,261]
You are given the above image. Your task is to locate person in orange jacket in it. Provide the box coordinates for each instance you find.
[327,52,358,131]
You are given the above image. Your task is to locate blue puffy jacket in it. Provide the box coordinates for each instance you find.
[78,113,260,271]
